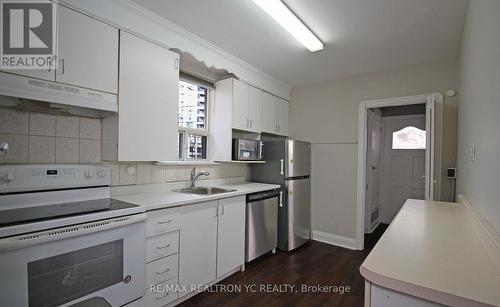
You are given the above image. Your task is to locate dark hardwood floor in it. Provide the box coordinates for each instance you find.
[179,223,389,307]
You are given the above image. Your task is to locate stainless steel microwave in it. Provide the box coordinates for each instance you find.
[232,139,264,161]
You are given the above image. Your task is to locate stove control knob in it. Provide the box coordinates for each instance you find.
[84,170,95,178]
[97,169,106,178]
[1,173,14,182]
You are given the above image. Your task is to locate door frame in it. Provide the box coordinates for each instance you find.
[355,93,442,250]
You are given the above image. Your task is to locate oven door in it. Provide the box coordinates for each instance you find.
[0,214,146,307]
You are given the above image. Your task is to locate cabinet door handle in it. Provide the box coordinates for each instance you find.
[279,191,283,207]
[59,59,65,75]
[214,206,218,217]
[174,58,179,70]
[156,293,170,300]
[156,244,171,249]
[156,268,171,275]
[220,204,225,216]
[158,219,172,224]
[280,159,284,175]
[249,120,252,128]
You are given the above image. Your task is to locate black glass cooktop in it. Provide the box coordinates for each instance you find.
[0,198,138,227]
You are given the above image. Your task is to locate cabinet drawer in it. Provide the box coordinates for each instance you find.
[145,277,178,307]
[146,254,179,287]
[146,231,179,263]
[146,211,180,237]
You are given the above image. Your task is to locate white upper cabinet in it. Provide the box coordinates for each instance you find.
[262,92,289,136]
[0,68,55,82]
[102,31,179,161]
[57,5,118,93]
[276,98,290,136]
[248,86,263,133]
[216,196,245,278]
[230,78,262,133]
[1,5,119,94]
[262,92,278,133]
[232,79,249,131]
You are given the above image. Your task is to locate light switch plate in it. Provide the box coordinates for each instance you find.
[470,143,476,161]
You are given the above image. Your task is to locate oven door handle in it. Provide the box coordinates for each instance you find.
[0,213,147,252]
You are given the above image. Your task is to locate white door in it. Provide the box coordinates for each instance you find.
[216,196,245,278]
[276,99,289,136]
[178,201,218,297]
[381,115,426,223]
[57,5,118,93]
[247,86,262,133]
[232,79,249,131]
[262,92,278,133]
[118,31,179,161]
[365,111,382,232]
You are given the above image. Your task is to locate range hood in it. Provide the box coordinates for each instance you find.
[0,72,118,113]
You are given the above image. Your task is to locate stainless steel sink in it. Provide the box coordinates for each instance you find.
[172,186,236,195]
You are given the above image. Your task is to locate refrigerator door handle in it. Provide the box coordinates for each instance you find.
[280,159,284,175]
[279,191,283,207]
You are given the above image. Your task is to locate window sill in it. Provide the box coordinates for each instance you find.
[155,160,221,166]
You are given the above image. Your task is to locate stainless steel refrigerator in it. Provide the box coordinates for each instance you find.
[250,139,311,251]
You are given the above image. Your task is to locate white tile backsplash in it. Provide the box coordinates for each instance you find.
[56,116,80,138]
[30,113,56,136]
[165,166,178,182]
[80,117,101,140]
[0,107,249,187]
[55,137,79,163]
[177,166,192,181]
[136,163,152,184]
[0,109,29,134]
[0,133,28,163]
[151,165,166,183]
[119,163,137,185]
[29,135,55,163]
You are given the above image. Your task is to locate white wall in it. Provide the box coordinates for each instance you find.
[290,58,458,241]
[457,0,500,234]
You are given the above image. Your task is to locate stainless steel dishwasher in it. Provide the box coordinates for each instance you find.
[246,189,280,262]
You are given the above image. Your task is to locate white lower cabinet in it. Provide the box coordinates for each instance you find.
[369,283,442,307]
[216,196,246,278]
[141,196,246,306]
[178,201,218,297]
[145,277,179,307]
[146,231,179,263]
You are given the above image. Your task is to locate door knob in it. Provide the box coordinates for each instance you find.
[0,142,9,156]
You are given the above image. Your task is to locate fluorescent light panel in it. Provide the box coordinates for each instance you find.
[253,0,324,52]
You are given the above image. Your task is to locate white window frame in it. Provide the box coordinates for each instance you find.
[177,80,211,161]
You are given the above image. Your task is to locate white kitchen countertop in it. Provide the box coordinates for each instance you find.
[360,199,500,307]
[112,181,281,211]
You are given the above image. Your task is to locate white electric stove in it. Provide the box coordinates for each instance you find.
[0,164,147,307]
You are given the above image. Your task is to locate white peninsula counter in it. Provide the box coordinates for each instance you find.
[360,199,500,307]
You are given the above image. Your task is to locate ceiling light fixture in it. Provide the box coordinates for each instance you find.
[253,0,324,52]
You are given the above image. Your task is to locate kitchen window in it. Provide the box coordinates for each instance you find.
[178,74,213,160]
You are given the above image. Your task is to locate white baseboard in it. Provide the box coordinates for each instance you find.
[312,230,357,250]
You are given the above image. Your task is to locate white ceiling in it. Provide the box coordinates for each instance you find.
[131,0,468,87]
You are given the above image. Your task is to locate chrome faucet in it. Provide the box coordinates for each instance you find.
[190,167,210,187]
